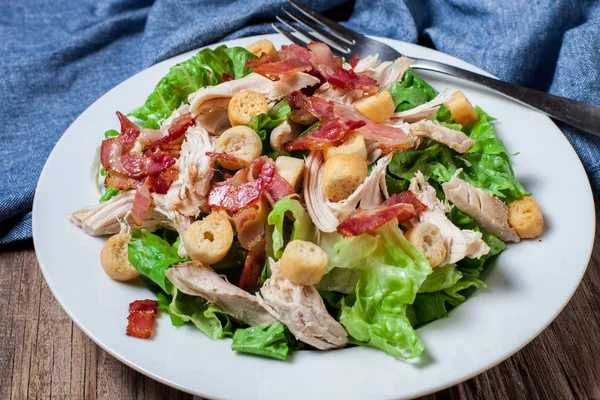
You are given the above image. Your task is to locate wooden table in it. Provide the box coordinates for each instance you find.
[2,202,599,400]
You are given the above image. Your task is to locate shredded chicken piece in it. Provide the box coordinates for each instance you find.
[166,261,275,326]
[354,54,381,72]
[71,191,193,256]
[303,151,340,232]
[358,56,414,90]
[270,120,300,151]
[189,72,321,119]
[258,259,348,350]
[365,139,383,165]
[313,82,364,106]
[409,120,475,153]
[329,152,395,222]
[164,125,215,217]
[442,174,520,242]
[410,172,489,265]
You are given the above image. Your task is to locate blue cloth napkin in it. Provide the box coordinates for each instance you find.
[1,0,599,244]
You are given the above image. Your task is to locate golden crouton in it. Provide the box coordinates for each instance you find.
[353,91,396,122]
[322,154,368,202]
[246,39,278,59]
[405,222,447,268]
[184,213,234,265]
[323,131,367,161]
[228,90,269,126]
[279,240,328,286]
[100,234,140,282]
[508,196,544,239]
[214,126,263,170]
[444,91,479,127]
[275,156,305,191]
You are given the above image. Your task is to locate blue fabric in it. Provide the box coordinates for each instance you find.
[1,0,598,244]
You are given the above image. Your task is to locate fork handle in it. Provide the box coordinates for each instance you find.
[411,58,600,137]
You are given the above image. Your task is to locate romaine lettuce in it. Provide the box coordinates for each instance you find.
[130,45,257,128]
[267,195,315,259]
[338,221,432,359]
[231,321,290,360]
[249,99,292,141]
[169,288,233,339]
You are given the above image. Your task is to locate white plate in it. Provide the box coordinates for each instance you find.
[33,33,595,400]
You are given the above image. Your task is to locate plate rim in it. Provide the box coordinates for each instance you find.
[32,33,596,399]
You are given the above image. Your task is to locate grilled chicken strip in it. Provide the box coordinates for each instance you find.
[166,261,276,327]
[442,175,520,242]
[409,120,475,153]
[258,259,348,350]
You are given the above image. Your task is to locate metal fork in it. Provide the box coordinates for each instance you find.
[274,0,600,137]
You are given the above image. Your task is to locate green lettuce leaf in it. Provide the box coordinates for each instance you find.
[99,187,121,203]
[388,107,529,203]
[249,99,292,141]
[169,289,233,339]
[231,321,290,360]
[130,45,257,128]
[338,221,432,359]
[267,195,315,259]
[418,264,462,293]
[128,229,187,294]
[388,69,438,112]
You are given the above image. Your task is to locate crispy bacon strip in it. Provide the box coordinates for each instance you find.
[306,42,342,78]
[327,67,379,95]
[265,172,295,201]
[239,238,266,292]
[337,191,427,237]
[234,205,266,250]
[131,178,152,226]
[349,54,360,69]
[207,158,276,211]
[146,113,194,149]
[222,72,233,82]
[284,118,365,151]
[205,151,248,168]
[249,57,313,80]
[126,299,158,339]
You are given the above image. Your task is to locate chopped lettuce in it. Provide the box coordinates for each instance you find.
[104,129,119,138]
[169,289,233,339]
[249,99,292,141]
[129,45,257,128]
[128,229,187,294]
[337,221,432,359]
[267,195,315,259]
[418,264,462,293]
[99,187,121,203]
[388,107,529,203]
[388,68,438,112]
[231,321,290,360]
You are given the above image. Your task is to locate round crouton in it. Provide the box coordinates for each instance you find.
[508,196,544,239]
[279,240,329,286]
[100,234,140,281]
[228,90,269,126]
[214,126,263,170]
[322,154,368,202]
[323,131,367,161]
[246,39,278,59]
[405,222,447,268]
[184,213,234,265]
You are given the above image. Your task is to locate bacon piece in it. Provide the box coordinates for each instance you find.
[337,191,427,237]
[327,67,379,95]
[146,113,194,149]
[291,94,408,150]
[234,204,266,251]
[239,238,266,292]
[104,172,138,190]
[278,44,312,61]
[266,172,295,201]
[249,58,312,81]
[284,118,365,151]
[205,151,248,168]
[131,178,152,226]
[207,158,276,212]
[222,72,233,82]
[126,299,158,339]
[306,42,342,78]
[349,54,360,69]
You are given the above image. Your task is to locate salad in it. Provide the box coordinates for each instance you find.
[71,39,544,361]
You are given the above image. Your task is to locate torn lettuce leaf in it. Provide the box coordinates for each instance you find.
[267,195,315,259]
[417,264,462,293]
[249,99,292,141]
[231,321,290,360]
[388,107,528,203]
[169,288,233,339]
[99,187,121,203]
[338,220,432,359]
[128,229,188,294]
[129,45,257,128]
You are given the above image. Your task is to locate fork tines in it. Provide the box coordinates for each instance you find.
[272,0,357,57]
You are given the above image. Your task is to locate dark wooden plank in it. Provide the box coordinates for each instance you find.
[0,198,599,399]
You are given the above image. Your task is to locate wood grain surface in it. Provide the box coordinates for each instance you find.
[1,201,599,400]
